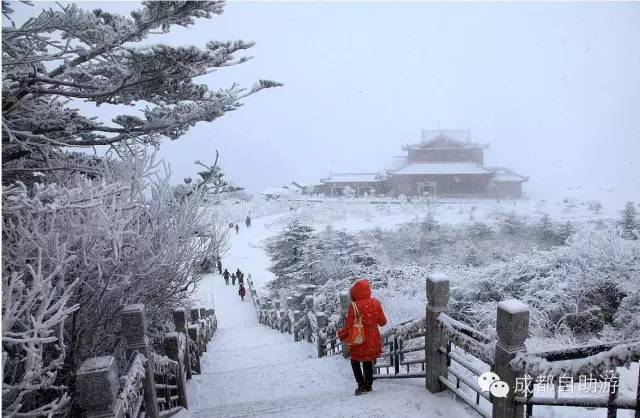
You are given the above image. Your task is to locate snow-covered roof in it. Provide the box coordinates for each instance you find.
[422,129,471,142]
[403,129,488,150]
[321,173,386,183]
[261,187,294,196]
[491,167,528,183]
[389,162,492,176]
[389,156,408,170]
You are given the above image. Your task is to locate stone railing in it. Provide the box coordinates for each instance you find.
[248,272,639,418]
[246,275,343,358]
[76,304,217,418]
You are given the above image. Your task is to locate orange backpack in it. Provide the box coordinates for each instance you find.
[344,302,365,346]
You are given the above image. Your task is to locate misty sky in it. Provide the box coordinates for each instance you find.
[9,1,640,202]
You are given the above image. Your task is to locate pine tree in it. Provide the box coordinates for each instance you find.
[419,230,441,255]
[463,241,483,267]
[620,201,638,240]
[420,211,439,232]
[558,221,576,244]
[266,221,315,286]
[174,152,241,201]
[500,211,524,235]
[2,2,281,183]
[536,214,555,241]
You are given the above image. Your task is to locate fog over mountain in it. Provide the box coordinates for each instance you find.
[10,2,640,202]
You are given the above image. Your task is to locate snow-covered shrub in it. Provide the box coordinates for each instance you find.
[451,225,640,342]
[466,221,494,239]
[588,200,603,214]
[2,152,229,414]
[2,258,80,416]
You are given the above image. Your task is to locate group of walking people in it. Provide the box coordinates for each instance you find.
[228,215,252,235]
[222,267,247,301]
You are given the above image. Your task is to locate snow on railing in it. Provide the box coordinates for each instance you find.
[381,316,426,340]
[247,272,640,418]
[77,304,217,418]
[247,275,342,357]
[437,312,496,366]
[118,351,147,418]
[511,340,640,379]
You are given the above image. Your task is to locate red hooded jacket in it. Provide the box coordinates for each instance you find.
[337,279,387,361]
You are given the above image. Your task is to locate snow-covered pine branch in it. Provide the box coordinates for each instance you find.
[2,1,281,168]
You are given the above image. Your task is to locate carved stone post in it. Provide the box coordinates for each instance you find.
[339,292,350,358]
[274,301,282,331]
[187,325,201,374]
[304,296,314,343]
[304,295,314,311]
[121,304,159,418]
[425,274,449,393]
[201,308,209,342]
[492,300,529,418]
[190,308,207,349]
[173,308,187,333]
[173,308,192,380]
[293,310,301,342]
[191,308,200,322]
[286,296,293,308]
[165,332,188,409]
[315,312,327,357]
[77,355,122,418]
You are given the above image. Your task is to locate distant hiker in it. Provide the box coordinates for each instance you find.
[222,269,230,285]
[338,279,387,396]
[217,257,223,275]
[231,273,236,286]
[238,284,246,301]
[236,268,244,285]
[245,215,251,228]
[235,224,239,234]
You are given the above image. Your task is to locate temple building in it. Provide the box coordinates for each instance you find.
[315,130,528,198]
[320,173,387,197]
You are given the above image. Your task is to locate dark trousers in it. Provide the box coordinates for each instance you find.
[350,360,373,385]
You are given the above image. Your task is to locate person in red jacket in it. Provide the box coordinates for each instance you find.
[338,279,387,395]
[238,284,246,301]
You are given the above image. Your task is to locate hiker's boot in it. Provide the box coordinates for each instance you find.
[364,381,373,392]
[354,383,367,396]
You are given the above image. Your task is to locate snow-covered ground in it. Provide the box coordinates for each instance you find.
[181,199,638,418]
[217,196,627,240]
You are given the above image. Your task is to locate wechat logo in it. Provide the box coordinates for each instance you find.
[478,371,510,398]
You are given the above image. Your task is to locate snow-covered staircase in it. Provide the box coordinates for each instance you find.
[177,276,477,418]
